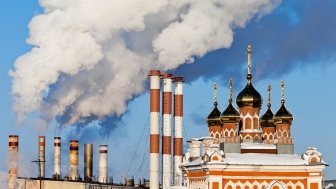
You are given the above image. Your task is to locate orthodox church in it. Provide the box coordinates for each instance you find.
[181,46,326,189]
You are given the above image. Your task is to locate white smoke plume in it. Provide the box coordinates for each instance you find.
[10,0,280,126]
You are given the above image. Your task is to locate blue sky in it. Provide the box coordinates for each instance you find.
[1,0,336,183]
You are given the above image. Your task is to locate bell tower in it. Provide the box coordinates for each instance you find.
[236,45,263,142]
[274,80,294,154]
[220,79,241,153]
[207,82,222,144]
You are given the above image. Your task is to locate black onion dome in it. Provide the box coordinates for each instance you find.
[236,75,262,108]
[207,102,221,119]
[260,107,274,127]
[220,102,240,123]
[207,102,222,126]
[221,103,239,118]
[274,103,293,123]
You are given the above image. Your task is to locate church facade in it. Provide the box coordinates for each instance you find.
[181,46,326,189]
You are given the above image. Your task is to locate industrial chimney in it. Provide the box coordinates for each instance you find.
[8,135,19,189]
[38,136,46,178]
[84,144,93,182]
[53,137,61,179]
[161,73,173,188]
[99,145,108,183]
[69,140,79,180]
[148,70,160,189]
[173,77,184,185]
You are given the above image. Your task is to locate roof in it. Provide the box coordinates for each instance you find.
[223,153,308,166]
[207,104,221,119]
[241,142,276,150]
[221,102,240,118]
[184,153,325,167]
[260,107,275,127]
[274,103,293,122]
[236,76,262,108]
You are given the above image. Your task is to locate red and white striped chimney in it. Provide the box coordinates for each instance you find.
[98,145,108,183]
[38,136,46,178]
[69,140,79,180]
[8,135,19,189]
[161,73,172,188]
[173,77,184,186]
[54,137,61,179]
[148,70,161,189]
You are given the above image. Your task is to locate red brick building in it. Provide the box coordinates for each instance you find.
[181,46,326,189]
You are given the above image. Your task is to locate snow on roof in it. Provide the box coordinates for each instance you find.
[184,153,314,167]
[241,142,276,149]
[223,153,308,165]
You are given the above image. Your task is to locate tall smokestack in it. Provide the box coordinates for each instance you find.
[53,137,61,179]
[98,145,108,183]
[8,135,19,189]
[38,136,46,178]
[161,73,172,188]
[148,70,160,189]
[173,77,184,186]
[69,140,79,180]
[84,144,93,182]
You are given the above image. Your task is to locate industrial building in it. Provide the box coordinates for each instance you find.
[7,134,148,189]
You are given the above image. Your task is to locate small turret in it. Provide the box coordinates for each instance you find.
[207,82,222,143]
[274,81,293,124]
[221,78,240,123]
[261,84,276,144]
[220,79,241,152]
[274,81,294,154]
[261,84,275,128]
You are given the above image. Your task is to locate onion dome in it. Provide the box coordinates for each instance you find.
[236,45,262,108]
[207,102,221,120]
[221,78,240,123]
[260,84,274,127]
[274,81,293,124]
[207,83,222,125]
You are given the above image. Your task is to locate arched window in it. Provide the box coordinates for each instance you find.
[224,130,229,137]
[245,118,252,130]
[230,130,235,137]
[253,117,259,129]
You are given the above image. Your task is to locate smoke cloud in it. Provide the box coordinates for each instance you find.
[175,0,336,85]
[10,0,280,127]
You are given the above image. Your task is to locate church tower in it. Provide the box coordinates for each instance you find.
[207,83,222,144]
[260,84,276,144]
[236,45,263,142]
[274,80,294,154]
[220,79,241,153]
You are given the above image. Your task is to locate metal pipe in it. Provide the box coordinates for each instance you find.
[84,144,93,182]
